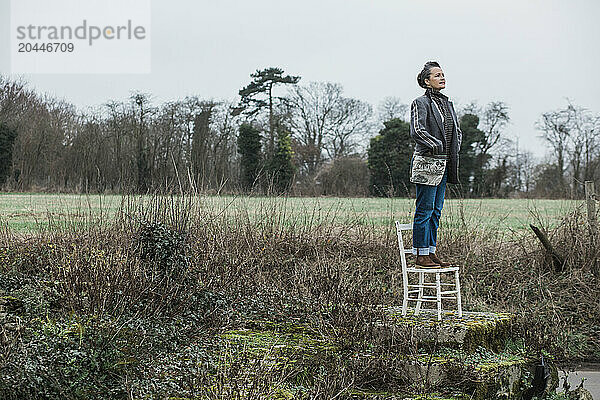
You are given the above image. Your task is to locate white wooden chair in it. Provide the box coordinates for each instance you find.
[395,221,463,321]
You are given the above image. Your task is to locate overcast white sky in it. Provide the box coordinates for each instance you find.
[1,0,599,158]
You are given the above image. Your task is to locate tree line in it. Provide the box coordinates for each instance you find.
[0,68,598,198]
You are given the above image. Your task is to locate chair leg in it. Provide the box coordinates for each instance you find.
[415,272,424,315]
[436,272,442,321]
[402,274,408,317]
[455,270,463,318]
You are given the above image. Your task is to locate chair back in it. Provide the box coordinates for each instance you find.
[394,221,413,275]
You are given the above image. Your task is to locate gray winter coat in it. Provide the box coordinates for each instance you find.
[409,91,462,184]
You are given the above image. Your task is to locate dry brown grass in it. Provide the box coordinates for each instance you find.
[0,192,597,398]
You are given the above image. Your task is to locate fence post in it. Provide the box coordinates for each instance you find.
[585,181,597,235]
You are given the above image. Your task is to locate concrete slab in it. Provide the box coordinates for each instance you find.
[383,307,514,352]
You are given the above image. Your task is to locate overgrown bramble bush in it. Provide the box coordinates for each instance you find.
[135,220,190,279]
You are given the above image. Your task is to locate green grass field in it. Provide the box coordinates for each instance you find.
[0,193,580,233]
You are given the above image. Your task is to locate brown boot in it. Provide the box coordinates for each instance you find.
[415,249,440,268]
[429,253,451,267]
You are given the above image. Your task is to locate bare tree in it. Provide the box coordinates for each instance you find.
[517,150,537,193]
[287,81,372,175]
[103,100,136,190]
[377,96,408,122]
[566,102,600,187]
[7,91,74,189]
[479,101,510,157]
[536,104,574,188]
[504,137,537,194]
[326,97,373,159]
[0,77,30,127]
[209,101,240,191]
[287,82,341,176]
[458,100,481,118]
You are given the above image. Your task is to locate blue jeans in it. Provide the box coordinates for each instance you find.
[412,169,447,255]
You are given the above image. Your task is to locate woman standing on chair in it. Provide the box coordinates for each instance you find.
[409,61,461,267]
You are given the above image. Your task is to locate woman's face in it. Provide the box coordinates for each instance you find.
[425,67,446,90]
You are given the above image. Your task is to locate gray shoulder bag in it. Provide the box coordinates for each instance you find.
[410,154,447,186]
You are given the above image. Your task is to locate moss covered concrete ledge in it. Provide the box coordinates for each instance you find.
[381,307,514,352]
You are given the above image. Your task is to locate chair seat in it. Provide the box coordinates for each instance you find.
[408,283,456,290]
[406,266,459,273]
[407,296,458,302]
[408,291,460,298]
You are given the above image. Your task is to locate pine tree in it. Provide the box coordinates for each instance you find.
[367,118,413,197]
[237,123,262,191]
[458,113,486,195]
[267,125,296,194]
[236,67,300,159]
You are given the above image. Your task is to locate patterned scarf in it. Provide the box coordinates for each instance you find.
[426,88,454,156]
